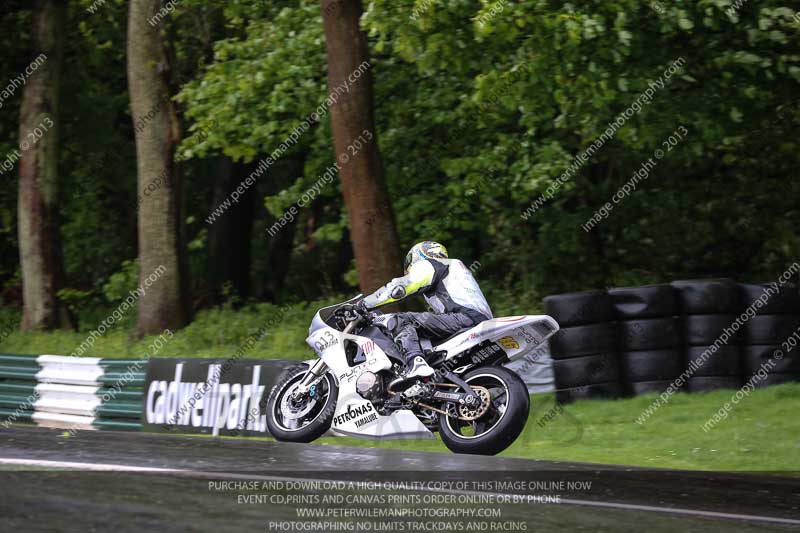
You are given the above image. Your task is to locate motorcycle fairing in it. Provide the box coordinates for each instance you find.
[306,325,433,440]
[435,315,559,362]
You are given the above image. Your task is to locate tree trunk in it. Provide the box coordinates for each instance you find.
[263,212,297,302]
[208,157,255,304]
[17,0,73,331]
[128,0,191,336]
[320,0,403,293]
[261,154,305,302]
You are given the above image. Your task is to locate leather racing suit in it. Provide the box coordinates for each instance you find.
[362,258,493,365]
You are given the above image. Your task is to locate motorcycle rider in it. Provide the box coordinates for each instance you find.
[346,241,493,386]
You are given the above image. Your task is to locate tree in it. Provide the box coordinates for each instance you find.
[128,0,191,335]
[17,0,73,331]
[320,0,403,293]
[362,0,800,294]
[207,157,255,303]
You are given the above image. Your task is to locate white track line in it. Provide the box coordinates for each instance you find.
[555,497,800,525]
[1,457,799,526]
[0,458,183,474]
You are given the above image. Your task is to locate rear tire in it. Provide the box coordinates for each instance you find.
[438,366,529,456]
[266,364,338,443]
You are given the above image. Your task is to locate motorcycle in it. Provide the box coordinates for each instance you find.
[266,296,559,455]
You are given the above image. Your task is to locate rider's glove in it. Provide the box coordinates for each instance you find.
[341,300,368,318]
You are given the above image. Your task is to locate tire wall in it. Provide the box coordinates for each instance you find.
[543,280,800,402]
[612,285,680,396]
[544,291,622,403]
[673,279,743,393]
[739,283,800,389]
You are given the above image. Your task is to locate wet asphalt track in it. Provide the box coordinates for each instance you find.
[0,427,798,532]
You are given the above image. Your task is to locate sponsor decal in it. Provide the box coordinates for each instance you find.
[145,363,267,431]
[314,331,339,352]
[516,326,536,345]
[455,336,473,347]
[433,391,462,401]
[498,336,520,350]
[338,357,378,383]
[455,331,482,347]
[333,402,376,427]
[142,358,290,436]
[470,343,504,364]
[362,340,375,355]
[354,412,378,428]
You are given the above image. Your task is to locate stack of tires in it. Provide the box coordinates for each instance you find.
[544,291,621,403]
[609,285,682,395]
[739,283,800,387]
[672,279,743,392]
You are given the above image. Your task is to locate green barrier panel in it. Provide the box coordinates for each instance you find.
[0,407,34,421]
[0,366,38,380]
[0,381,37,394]
[100,389,143,401]
[96,402,143,418]
[98,373,146,387]
[0,393,36,407]
[0,354,39,366]
[93,419,141,431]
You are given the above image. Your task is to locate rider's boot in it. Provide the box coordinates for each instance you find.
[390,354,434,396]
[405,356,435,380]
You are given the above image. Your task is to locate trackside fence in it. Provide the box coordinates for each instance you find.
[0,354,145,431]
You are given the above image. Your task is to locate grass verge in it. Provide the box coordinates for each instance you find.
[313,383,800,472]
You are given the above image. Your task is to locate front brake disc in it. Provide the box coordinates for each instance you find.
[280,384,318,420]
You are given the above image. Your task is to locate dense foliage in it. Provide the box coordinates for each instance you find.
[1,0,798,336]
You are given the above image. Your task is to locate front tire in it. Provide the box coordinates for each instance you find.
[438,366,529,456]
[266,364,338,443]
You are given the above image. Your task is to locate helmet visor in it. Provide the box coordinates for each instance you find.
[403,250,413,273]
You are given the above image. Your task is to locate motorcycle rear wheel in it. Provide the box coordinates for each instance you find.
[438,366,529,456]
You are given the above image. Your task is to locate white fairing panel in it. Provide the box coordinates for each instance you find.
[305,326,433,440]
[435,315,560,363]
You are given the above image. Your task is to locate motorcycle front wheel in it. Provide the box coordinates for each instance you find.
[438,366,529,455]
[266,363,338,443]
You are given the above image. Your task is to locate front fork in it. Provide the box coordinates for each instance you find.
[291,318,358,400]
[291,359,329,400]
